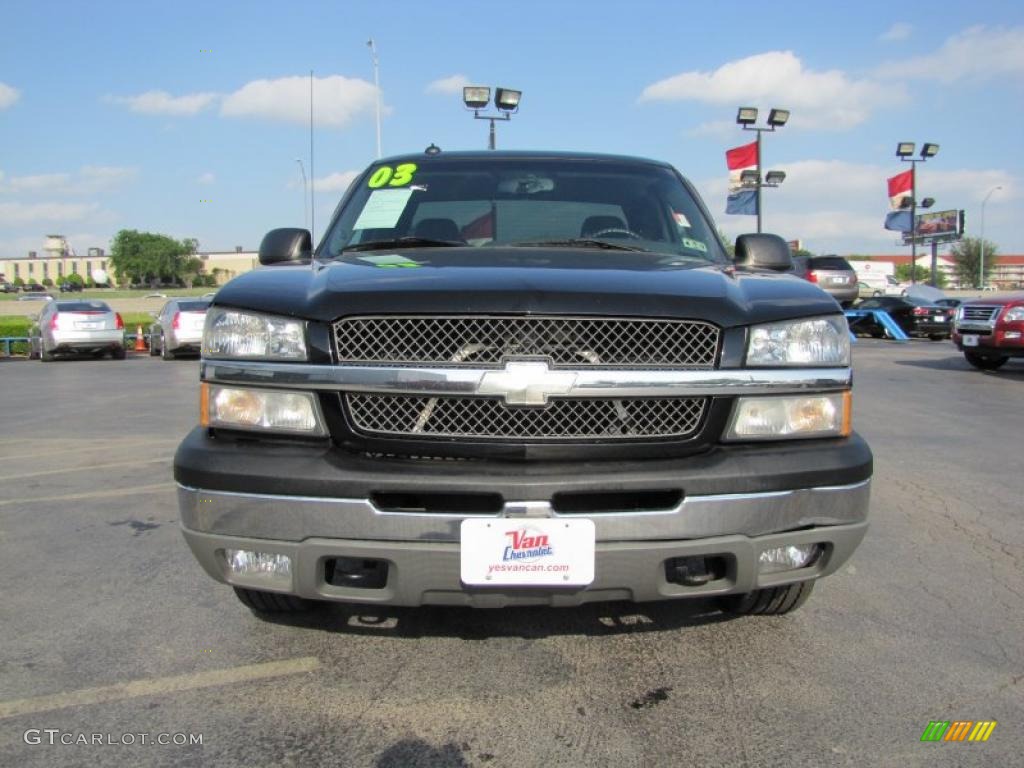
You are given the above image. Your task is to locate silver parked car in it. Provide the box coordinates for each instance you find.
[791,255,859,308]
[149,298,211,360]
[29,300,126,361]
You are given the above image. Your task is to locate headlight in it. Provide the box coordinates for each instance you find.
[203,308,307,360]
[725,392,851,441]
[1002,306,1024,322]
[201,383,326,435]
[746,316,850,367]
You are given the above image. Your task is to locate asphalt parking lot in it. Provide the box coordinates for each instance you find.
[1,342,1021,767]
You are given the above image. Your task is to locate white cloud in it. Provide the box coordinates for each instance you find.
[109,90,219,115]
[0,82,19,109]
[879,22,912,42]
[877,25,1024,83]
[197,172,216,185]
[640,51,901,130]
[221,75,377,128]
[0,166,137,195]
[426,74,470,94]
[0,202,100,225]
[313,170,360,192]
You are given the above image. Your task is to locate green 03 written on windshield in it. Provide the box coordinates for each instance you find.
[318,155,730,265]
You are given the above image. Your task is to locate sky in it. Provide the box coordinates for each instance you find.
[1,0,1022,259]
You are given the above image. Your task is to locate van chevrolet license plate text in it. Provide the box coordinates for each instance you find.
[461,518,595,587]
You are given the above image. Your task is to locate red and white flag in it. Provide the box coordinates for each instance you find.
[887,169,913,210]
[725,141,759,190]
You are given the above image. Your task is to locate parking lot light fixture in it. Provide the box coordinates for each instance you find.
[495,88,522,112]
[462,86,491,110]
[464,85,521,150]
[896,140,939,284]
[736,106,790,232]
[920,197,935,209]
[736,107,758,126]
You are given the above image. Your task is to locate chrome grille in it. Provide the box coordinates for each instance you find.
[346,394,707,440]
[959,306,1000,324]
[333,316,720,368]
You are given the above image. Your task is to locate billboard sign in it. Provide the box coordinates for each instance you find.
[903,209,964,245]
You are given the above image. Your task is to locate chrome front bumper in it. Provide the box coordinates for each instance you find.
[178,480,870,607]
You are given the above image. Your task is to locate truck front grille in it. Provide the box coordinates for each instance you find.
[333,315,720,368]
[345,394,707,441]
[958,306,1000,325]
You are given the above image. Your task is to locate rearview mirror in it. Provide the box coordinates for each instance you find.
[258,228,312,266]
[733,234,793,272]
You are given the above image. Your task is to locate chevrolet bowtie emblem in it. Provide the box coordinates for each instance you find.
[477,361,577,406]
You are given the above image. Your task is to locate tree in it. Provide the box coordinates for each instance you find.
[108,230,202,286]
[950,237,997,289]
[180,256,204,289]
[895,263,947,288]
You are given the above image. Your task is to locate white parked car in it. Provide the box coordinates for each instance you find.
[857,273,910,297]
[29,300,126,361]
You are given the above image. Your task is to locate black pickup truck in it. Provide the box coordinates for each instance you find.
[174,150,871,617]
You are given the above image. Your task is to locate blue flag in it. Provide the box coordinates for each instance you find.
[726,189,758,216]
[884,211,912,232]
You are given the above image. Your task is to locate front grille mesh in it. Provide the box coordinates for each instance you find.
[346,394,707,440]
[334,316,720,368]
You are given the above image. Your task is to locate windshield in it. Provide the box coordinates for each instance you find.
[320,157,727,263]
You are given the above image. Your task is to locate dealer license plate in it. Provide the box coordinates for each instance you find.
[962,334,979,347]
[76,321,102,329]
[934,315,947,322]
[830,277,847,284]
[460,518,595,587]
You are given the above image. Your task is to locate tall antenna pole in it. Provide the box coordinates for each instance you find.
[367,39,382,158]
[310,69,315,246]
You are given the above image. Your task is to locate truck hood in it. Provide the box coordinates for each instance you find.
[213,247,839,328]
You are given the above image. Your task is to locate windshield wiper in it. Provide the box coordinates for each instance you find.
[342,237,466,253]
[508,238,649,252]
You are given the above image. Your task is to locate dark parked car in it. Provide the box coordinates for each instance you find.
[59,281,84,293]
[851,296,955,340]
[791,255,858,308]
[0,281,18,293]
[22,282,47,293]
[174,149,872,619]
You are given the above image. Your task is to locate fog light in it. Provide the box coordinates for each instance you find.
[759,544,822,574]
[224,548,293,588]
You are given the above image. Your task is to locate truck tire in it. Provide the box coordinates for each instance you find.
[232,587,323,614]
[964,352,1008,371]
[718,581,814,616]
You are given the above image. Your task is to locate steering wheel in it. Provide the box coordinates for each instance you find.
[588,227,643,240]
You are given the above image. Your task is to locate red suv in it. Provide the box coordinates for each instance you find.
[952,294,1024,370]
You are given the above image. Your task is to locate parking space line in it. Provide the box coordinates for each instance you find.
[0,438,182,462]
[0,483,173,507]
[3,457,172,481]
[0,657,320,719]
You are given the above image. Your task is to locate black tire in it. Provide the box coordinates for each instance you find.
[40,347,55,362]
[928,334,946,342]
[964,352,1008,371]
[869,330,884,339]
[149,334,159,356]
[161,335,175,360]
[718,581,814,616]
[111,347,127,360]
[233,587,323,614]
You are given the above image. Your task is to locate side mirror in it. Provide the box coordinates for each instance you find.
[258,228,312,266]
[734,233,793,272]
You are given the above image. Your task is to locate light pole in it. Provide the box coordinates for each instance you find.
[295,158,308,231]
[895,142,939,284]
[736,107,789,233]
[463,86,521,149]
[979,185,1001,290]
[366,39,382,159]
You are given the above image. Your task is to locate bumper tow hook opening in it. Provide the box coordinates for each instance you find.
[325,557,389,590]
[666,555,726,587]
